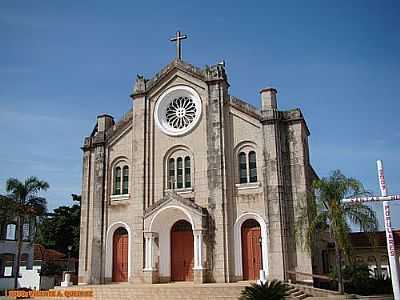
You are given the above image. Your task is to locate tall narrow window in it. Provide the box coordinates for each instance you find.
[22,224,30,241]
[6,224,16,240]
[114,167,121,195]
[249,151,257,183]
[122,166,129,194]
[168,158,175,189]
[239,152,247,184]
[177,157,183,189]
[184,156,191,188]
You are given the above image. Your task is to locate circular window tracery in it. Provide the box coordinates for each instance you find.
[155,86,202,136]
[165,96,197,129]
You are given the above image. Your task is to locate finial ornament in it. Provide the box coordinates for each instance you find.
[170,31,188,60]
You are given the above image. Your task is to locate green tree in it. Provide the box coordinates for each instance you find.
[296,170,378,294]
[0,177,49,289]
[36,194,81,258]
[239,280,290,300]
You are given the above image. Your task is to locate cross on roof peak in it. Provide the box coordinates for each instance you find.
[170,31,188,60]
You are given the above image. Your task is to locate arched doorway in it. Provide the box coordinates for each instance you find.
[241,219,262,280]
[112,227,128,282]
[170,220,193,281]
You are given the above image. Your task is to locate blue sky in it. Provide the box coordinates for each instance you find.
[0,1,399,229]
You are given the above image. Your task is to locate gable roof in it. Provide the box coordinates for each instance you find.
[34,244,66,261]
[144,190,207,218]
[131,59,228,98]
[349,230,400,248]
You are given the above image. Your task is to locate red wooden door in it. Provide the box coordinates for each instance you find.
[112,228,128,282]
[242,220,262,280]
[171,220,194,281]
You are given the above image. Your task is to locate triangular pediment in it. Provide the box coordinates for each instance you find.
[131,59,228,98]
[144,190,206,219]
[146,59,205,92]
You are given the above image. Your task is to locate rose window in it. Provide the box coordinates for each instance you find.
[155,85,202,136]
[165,96,197,129]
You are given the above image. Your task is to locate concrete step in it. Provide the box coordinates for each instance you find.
[35,281,342,300]
[44,283,249,300]
[287,284,311,300]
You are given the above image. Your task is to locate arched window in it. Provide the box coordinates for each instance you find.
[122,166,129,194]
[114,167,121,195]
[238,150,258,184]
[239,152,247,184]
[249,151,257,183]
[177,157,183,189]
[168,158,175,189]
[184,157,191,188]
[166,151,192,190]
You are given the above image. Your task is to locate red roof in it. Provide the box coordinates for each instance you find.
[33,244,66,261]
[349,230,400,248]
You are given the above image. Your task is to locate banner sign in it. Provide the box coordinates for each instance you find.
[342,195,400,203]
[377,160,388,196]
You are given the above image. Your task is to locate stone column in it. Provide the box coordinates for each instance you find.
[143,232,159,283]
[205,64,231,282]
[131,79,147,283]
[193,229,205,283]
[260,89,288,281]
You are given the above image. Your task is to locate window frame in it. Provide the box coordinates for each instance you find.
[165,150,193,192]
[122,166,129,195]
[111,159,130,200]
[113,166,122,195]
[236,146,260,188]
[5,223,16,241]
[248,151,257,183]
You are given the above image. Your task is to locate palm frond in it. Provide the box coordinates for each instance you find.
[239,280,289,300]
[6,178,24,195]
[24,176,49,195]
[0,195,18,224]
[24,196,47,216]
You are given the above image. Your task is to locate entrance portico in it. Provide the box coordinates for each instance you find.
[143,191,207,283]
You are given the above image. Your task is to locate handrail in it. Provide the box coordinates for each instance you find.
[287,270,333,281]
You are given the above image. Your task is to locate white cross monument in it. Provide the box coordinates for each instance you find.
[342,160,400,300]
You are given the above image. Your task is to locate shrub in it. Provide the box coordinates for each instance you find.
[239,280,290,300]
[330,263,393,295]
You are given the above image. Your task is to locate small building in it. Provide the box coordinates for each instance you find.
[350,230,400,278]
[0,222,35,290]
[319,230,400,279]
[0,242,72,290]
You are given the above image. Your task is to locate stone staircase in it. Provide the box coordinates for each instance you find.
[37,281,340,300]
[86,283,246,300]
[51,282,248,300]
[287,285,310,300]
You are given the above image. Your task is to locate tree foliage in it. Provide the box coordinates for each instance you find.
[296,170,378,294]
[36,195,80,258]
[239,280,290,300]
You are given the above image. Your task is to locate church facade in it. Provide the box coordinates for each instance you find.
[78,56,317,285]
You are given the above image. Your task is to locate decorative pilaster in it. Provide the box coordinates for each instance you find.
[143,232,159,283]
[144,232,158,271]
[193,229,205,283]
[193,230,204,270]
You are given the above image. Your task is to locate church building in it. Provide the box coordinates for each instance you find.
[78,33,317,285]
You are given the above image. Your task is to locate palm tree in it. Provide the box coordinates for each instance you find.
[0,177,49,289]
[239,280,290,300]
[296,170,378,294]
